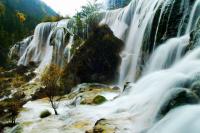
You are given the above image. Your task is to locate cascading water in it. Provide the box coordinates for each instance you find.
[143,35,189,75]
[186,0,200,33]
[9,36,33,59]
[102,0,194,84]
[14,0,200,132]
[17,19,74,74]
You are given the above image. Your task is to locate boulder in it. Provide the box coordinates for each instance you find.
[62,25,124,92]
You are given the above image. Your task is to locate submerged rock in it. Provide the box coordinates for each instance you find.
[62,25,124,92]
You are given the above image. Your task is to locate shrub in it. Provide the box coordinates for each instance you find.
[40,110,51,118]
[11,75,26,88]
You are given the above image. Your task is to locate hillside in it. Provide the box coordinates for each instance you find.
[5,0,57,20]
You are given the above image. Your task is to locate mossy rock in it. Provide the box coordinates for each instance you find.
[93,95,107,105]
[40,110,51,118]
[62,25,124,92]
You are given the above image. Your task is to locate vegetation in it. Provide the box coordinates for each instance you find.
[41,64,64,115]
[11,74,26,88]
[16,11,26,23]
[40,110,51,118]
[72,2,102,39]
[0,2,5,15]
[0,99,22,125]
[42,15,70,22]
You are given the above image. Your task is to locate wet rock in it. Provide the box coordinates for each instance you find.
[40,110,51,118]
[62,25,124,92]
[187,18,200,51]
[160,89,199,116]
[93,95,107,105]
[86,119,116,133]
[66,83,119,106]
[10,125,23,133]
[190,81,200,97]
[112,86,120,91]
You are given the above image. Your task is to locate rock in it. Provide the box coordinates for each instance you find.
[93,95,107,105]
[86,119,116,133]
[40,110,51,118]
[112,86,120,91]
[10,125,23,133]
[190,81,200,97]
[62,25,124,92]
[160,89,199,116]
[187,18,200,51]
[66,83,119,106]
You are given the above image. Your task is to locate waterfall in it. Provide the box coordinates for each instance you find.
[143,35,189,75]
[9,36,33,59]
[64,35,74,63]
[18,22,55,66]
[101,0,195,84]
[13,0,200,132]
[18,19,74,73]
[186,0,200,33]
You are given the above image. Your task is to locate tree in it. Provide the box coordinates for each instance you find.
[0,99,21,125]
[16,11,26,23]
[41,64,64,115]
[73,1,101,39]
[0,2,5,16]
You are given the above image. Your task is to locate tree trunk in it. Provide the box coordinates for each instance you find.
[53,108,58,115]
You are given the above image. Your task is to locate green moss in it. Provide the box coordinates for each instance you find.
[93,95,107,104]
[40,110,51,118]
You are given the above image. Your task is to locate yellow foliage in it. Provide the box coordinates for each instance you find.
[41,64,64,96]
[11,75,26,88]
[42,15,69,22]
[0,2,5,15]
[16,12,26,23]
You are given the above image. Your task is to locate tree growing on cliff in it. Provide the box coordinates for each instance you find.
[41,64,64,115]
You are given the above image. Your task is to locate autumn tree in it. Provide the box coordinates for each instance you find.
[16,11,26,23]
[0,2,5,16]
[41,64,64,115]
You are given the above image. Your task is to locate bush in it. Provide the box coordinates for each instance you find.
[40,110,51,118]
[93,95,107,104]
[11,75,26,88]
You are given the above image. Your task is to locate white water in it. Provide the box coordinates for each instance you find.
[13,0,200,132]
[143,35,190,75]
[18,19,74,73]
[9,36,33,59]
[186,0,200,33]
